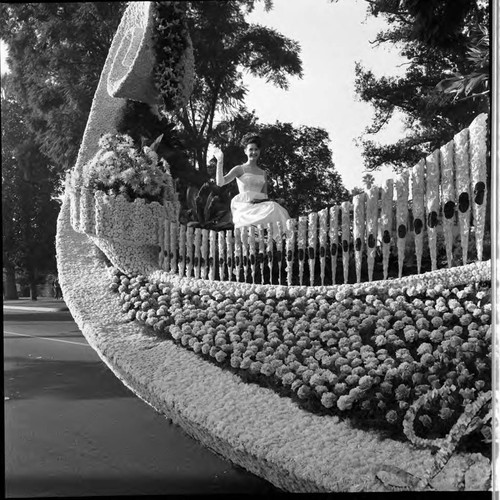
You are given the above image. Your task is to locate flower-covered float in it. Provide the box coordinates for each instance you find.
[56,1,496,493]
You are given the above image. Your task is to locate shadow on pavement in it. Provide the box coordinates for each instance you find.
[4,356,133,401]
[3,311,75,322]
[5,473,282,497]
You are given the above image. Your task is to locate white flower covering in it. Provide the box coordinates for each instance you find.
[468,113,488,261]
[257,224,266,281]
[248,226,257,283]
[352,194,365,283]
[395,172,409,279]
[425,150,440,271]
[201,229,209,280]
[163,219,171,271]
[329,206,339,285]
[298,216,307,286]
[440,140,455,268]
[158,218,165,268]
[194,228,202,279]
[241,226,249,282]
[170,221,178,273]
[178,224,186,277]
[218,231,226,281]
[226,229,234,282]
[285,219,297,287]
[454,128,471,265]
[79,187,96,234]
[275,221,284,285]
[318,208,328,286]
[307,212,318,286]
[56,196,491,493]
[266,223,274,282]
[234,227,242,282]
[341,201,351,284]
[380,180,393,280]
[186,226,194,278]
[365,187,378,282]
[209,230,217,281]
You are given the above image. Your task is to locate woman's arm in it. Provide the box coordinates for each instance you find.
[216,153,242,187]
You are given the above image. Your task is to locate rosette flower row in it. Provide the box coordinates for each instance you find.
[109,261,492,451]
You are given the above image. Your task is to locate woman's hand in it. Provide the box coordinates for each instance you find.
[214,149,224,164]
[215,148,224,186]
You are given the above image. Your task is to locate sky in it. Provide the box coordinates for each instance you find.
[1,0,409,190]
[241,0,408,190]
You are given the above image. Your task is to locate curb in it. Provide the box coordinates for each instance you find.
[3,305,70,313]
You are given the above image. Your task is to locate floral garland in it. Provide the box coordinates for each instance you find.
[81,133,174,205]
[377,387,492,491]
[152,1,195,113]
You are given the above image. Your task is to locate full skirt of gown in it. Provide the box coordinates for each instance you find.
[231,173,290,230]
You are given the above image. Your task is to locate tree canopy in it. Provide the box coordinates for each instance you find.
[353,0,490,172]
[0,2,126,174]
[2,76,60,299]
[179,0,303,173]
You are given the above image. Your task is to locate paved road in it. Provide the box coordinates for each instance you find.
[4,305,281,497]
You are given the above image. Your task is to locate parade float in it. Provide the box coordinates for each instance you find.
[56,1,495,492]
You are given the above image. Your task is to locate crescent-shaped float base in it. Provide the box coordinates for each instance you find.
[56,197,490,493]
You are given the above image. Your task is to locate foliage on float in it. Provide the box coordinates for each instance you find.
[108,260,491,452]
[152,1,195,113]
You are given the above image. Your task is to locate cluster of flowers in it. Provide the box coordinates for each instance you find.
[82,133,174,204]
[109,265,491,442]
[152,1,195,113]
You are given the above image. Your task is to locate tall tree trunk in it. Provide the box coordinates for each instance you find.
[3,261,18,300]
[28,264,38,301]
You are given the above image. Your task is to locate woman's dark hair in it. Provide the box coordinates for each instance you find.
[241,133,262,149]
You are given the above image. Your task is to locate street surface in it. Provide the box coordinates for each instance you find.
[4,302,280,497]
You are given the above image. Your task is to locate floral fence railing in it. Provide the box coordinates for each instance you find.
[159,113,489,286]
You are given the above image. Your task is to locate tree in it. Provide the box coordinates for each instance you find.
[180,0,303,174]
[0,2,126,175]
[362,173,375,190]
[353,0,489,173]
[2,77,60,299]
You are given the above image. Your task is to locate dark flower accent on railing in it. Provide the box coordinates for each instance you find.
[298,249,305,260]
[414,218,423,235]
[443,201,456,219]
[458,192,470,213]
[398,225,407,238]
[342,240,349,252]
[308,247,315,259]
[474,181,486,205]
[368,234,376,248]
[331,243,337,256]
[355,238,362,251]
[427,212,438,228]
[320,247,326,257]
[383,230,391,244]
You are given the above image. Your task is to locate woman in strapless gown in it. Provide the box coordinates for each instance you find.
[215,134,290,230]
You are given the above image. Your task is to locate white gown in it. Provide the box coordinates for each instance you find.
[230,172,290,230]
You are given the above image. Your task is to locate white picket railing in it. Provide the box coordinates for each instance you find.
[159,113,489,285]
